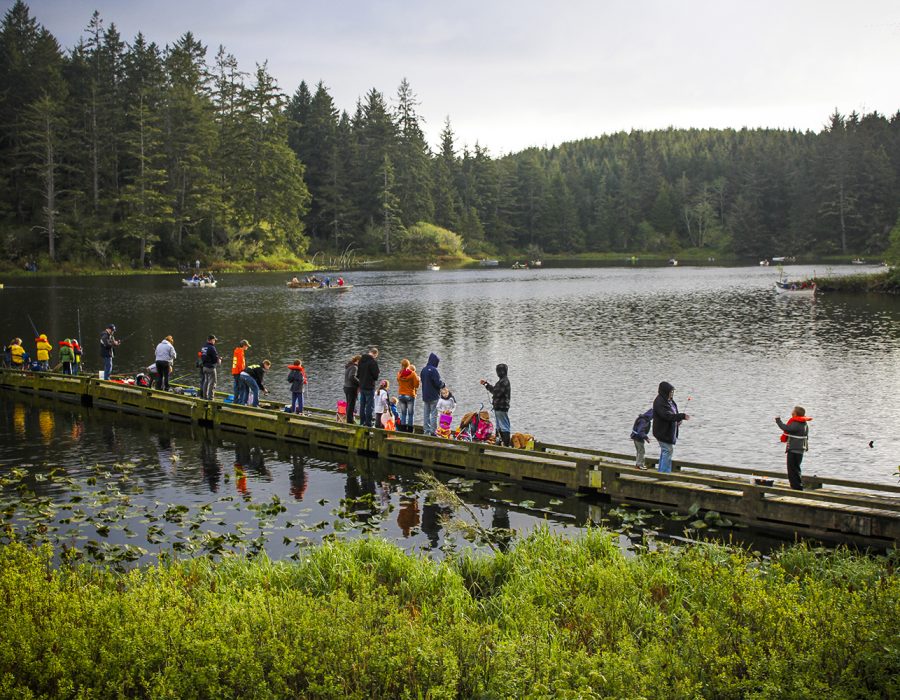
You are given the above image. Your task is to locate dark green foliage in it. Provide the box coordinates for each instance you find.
[2,2,899,264]
[0,531,897,698]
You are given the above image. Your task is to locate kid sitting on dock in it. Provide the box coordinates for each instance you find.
[630,407,653,469]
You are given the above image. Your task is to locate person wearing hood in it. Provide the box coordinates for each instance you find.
[396,358,420,433]
[652,381,690,473]
[357,346,380,427]
[287,360,308,414]
[776,406,812,490]
[35,333,52,370]
[481,363,512,446]
[420,352,445,436]
[58,339,76,375]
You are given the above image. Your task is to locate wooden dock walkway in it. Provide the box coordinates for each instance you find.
[1,369,898,548]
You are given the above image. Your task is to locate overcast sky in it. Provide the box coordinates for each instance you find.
[15,0,900,155]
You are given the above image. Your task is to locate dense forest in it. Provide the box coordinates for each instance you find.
[1,1,899,268]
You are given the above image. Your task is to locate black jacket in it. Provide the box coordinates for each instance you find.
[200,342,220,368]
[357,352,379,390]
[652,381,686,444]
[243,364,267,391]
[484,364,511,412]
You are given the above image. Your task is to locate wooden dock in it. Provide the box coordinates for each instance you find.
[1,369,898,548]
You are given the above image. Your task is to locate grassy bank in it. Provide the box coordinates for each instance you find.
[1,530,897,699]
[815,268,900,294]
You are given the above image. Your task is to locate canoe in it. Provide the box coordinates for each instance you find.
[774,280,816,296]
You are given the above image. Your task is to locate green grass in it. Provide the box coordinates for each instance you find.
[1,529,897,698]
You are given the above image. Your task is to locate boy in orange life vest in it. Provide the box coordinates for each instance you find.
[775,406,812,490]
[231,339,251,404]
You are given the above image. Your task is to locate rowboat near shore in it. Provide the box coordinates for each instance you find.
[774,279,816,296]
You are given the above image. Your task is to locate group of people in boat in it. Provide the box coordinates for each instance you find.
[289,275,345,288]
[189,272,215,284]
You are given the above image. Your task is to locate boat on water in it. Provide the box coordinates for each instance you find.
[759,259,770,266]
[286,278,351,291]
[851,258,866,265]
[478,259,499,267]
[182,277,217,288]
[511,261,528,269]
[667,258,679,266]
[774,279,816,296]
[427,263,440,271]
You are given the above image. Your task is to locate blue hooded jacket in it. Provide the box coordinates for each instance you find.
[420,352,444,402]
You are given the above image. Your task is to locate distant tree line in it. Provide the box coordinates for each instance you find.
[2,1,899,267]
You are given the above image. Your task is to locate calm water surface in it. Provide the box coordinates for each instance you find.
[2,265,897,483]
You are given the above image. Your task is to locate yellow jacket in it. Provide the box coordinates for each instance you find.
[10,344,25,365]
[35,335,52,362]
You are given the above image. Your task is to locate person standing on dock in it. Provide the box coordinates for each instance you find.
[630,407,653,469]
[776,407,811,490]
[154,335,177,391]
[343,355,361,424]
[652,381,689,473]
[58,339,75,375]
[71,339,82,375]
[231,339,251,404]
[396,359,420,433]
[420,352,444,436]
[35,333,52,371]
[357,346,380,427]
[199,335,221,400]
[481,363,512,447]
[99,324,120,380]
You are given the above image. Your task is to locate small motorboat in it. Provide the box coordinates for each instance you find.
[182,277,217,288]
[511,261,528,269]
[667,258,679,266]
[427,263,440,271]
[774,279,816,296]
[478,259,499,267]
[851,258,866,265]
[759,259,770,266]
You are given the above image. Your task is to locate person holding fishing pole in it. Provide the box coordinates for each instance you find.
[34,332,53,371]
[99,324,120,380]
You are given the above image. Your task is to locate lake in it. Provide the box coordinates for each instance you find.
[1,264,898,565]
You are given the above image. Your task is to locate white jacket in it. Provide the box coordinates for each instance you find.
[154,340,177,363]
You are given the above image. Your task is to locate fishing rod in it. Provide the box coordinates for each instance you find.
[25,313,39,338]
[116,330,139,344]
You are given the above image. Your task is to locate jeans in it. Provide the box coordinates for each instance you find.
[422,400,438,435]
[633,438,646,468]
[72,362,80,376]
[62,362,73,375]
[291,391,304,414]
[239,372,260,406]
[233,374,245,404]
[102,356,113,380]
[201,366,217,400]
[658,441,674,473]
[359,388,375,427]
[397,394,415,428]
[494,410,510,434]
[155,361,170,390]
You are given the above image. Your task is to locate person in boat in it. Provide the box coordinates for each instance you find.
[231,339,251,404]
[154,335,177,391]
[481,364,512,447]
[238,360,271,407]
[35,333,53,371]
[343,355,361,425]
[291,276,300,285]
[652,381,690,473]
[99,324,120,380]
[775,406,812,490]
[287,359,308,414]
[191,273,199,281]
[337,277,345,287]
[357,346,380,427]
[58,338,76,375]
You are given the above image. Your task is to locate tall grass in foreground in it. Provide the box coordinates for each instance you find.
[1,529,897,699]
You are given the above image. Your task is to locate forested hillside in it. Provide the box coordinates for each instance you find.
[1,1,898,268]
